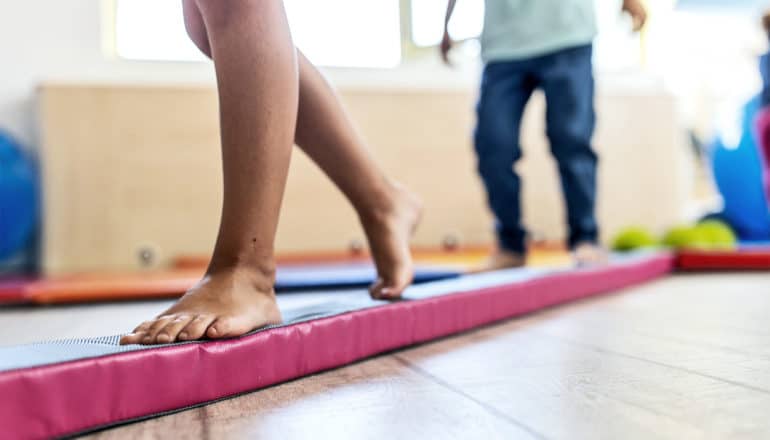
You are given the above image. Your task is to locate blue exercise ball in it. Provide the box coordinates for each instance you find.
[710,96,770,241]
[0,131,37,260]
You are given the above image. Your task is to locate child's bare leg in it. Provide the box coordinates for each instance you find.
[121,0,297,345]
[180,14,421,300]
[294,53,422,299]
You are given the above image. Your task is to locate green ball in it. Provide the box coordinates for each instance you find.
[694,220,737,250]
[661,225,708,250]
[611,227,658,252]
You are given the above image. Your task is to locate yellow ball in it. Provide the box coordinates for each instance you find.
[694,220,737,250]
[611,227,658,252]
[661,225,707,250]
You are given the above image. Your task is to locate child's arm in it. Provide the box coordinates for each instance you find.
[440,0,458,64]
[763,12,770,41]
[622,0,647,32]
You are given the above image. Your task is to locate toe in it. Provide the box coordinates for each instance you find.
[178,314,217,341]
[369,279,400,300]
[206,312,274,339]
[155,315,195,344]
[388,272,413,298]
[120,332,144,345]
[369,278,387,299]
[370,266,413,300]
[120,320,154,345]
[141,316,176,345]
[132,320,154,335]
[206,317,232,339]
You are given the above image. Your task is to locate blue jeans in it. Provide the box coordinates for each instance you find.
[474,44,598,253]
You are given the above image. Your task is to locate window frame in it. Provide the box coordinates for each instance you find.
[105,0,649,79]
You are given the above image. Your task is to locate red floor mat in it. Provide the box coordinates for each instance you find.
[676,247,770,271]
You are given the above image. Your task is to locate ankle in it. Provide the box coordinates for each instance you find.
[356,180,400,223]
[206,257,276,291]
[572,241,601,251]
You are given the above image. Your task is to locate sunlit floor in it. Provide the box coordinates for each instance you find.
[4,273,768,439]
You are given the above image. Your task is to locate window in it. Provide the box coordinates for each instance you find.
[410,0,484,47]
[113,0,647,71]
[676,0,768,11]
[114,0,401,68]
[283,1,401,68]
[115,0,206,62]
[645,7,765,99]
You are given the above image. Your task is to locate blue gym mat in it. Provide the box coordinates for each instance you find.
[273,263,461,292]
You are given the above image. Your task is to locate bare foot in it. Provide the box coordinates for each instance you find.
[471,249,526,273]
[573,242,608,267]
[120,267,281,345]
[360,182,423,300]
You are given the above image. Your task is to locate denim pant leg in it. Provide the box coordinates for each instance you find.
[539,44,599,248]
[474,61,537,253]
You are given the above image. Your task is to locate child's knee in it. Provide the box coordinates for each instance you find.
[546,115,595,157]
[474,118,521,155]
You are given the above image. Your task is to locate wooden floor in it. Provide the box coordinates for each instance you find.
[6,273,770,439]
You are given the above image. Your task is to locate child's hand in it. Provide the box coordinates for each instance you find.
[440,30,454,65]
[622,0,647,32]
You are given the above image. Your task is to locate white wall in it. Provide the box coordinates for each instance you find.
[0,0,216,149]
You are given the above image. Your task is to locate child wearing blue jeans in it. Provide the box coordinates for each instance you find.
[442,0,646,268]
